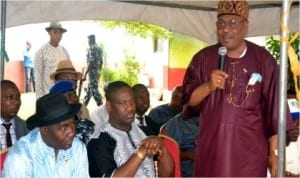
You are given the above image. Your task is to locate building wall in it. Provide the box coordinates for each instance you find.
[4,61,26,92]
[4,60,87,93]
[167,33,208,90]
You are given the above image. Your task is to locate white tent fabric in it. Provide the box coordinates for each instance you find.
[4,1,299,44]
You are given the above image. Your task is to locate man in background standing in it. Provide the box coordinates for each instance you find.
[23,41,35,93]
[82,34,103,106]
[34,21,70,99]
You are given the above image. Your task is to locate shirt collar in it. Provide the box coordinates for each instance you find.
[134,114,147,126]
[0,117,15,125]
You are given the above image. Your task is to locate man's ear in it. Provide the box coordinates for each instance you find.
[39,127,48,135]
[106,101,112,112]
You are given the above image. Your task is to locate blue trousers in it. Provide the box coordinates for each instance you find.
[25,67,35,92]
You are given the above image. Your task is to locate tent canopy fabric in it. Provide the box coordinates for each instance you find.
[5,1,299,44]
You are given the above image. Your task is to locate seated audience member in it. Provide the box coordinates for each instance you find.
[90,82,111,139]
[285,116,300,177]
[149,85,183,128]
[2,92,89,177]
[132,84,160,136]
[49,80,94,144]
[164,105,200,177]
[90,104,108,139]
[87,81,174,177]
[287,118,300,144]
[1,80,29,150]
[50,60,82,89]
[50,59,90,119]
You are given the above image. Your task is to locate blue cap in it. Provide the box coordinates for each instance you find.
[50,80,75,93]
[88,34,95,40]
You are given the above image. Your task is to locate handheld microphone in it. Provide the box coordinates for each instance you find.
[218,47,227,71]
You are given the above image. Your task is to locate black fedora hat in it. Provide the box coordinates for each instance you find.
[27,92,81,127]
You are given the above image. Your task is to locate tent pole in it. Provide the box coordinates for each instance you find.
[277,0,290,177]
[0,0,6,80]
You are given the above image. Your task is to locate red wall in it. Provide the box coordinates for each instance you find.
[3,60,87,93]
[4,60,186,92]
[4,61,26,92]
[163,66,187,90]
[168,67,186,89]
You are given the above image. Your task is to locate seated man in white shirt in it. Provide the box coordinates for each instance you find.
[2,92,89,178]
[87,81,174,177]
[90,103,108,139]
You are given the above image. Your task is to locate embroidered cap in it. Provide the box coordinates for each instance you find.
[217,0,249,20]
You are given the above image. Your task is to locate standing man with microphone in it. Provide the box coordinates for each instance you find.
[182,0,294,177]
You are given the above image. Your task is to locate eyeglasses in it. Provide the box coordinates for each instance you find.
[216,19,245,29]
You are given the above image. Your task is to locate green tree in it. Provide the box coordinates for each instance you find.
[265,33,299,94]
[101,54,141,86]
[99,20,173,39]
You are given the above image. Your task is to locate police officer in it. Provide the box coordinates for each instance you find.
[82,34,103,106]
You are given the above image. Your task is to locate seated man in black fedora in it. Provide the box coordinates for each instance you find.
[2,92,89,178]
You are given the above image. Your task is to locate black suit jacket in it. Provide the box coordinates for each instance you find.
[14,116,29,139]
[139,115,160,136]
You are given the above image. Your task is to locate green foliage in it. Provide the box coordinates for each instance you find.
[99,20,173,39]
[101,67,117,83]
[265,36,281,63]
[99,43,107,61]
[121,55,141,86]
[265,33,300,94]
[101,55,141,86]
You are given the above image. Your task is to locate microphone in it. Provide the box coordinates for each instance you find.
[218,47,227,71]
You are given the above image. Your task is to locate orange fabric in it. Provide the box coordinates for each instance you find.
[1,147,10,171]
[159,134,181,177]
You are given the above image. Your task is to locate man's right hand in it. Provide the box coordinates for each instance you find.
[208,69,228,91]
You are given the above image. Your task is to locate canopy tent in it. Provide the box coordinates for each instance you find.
[3,0,298,82]
[0,1,299,176]
[3,1,299,44]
